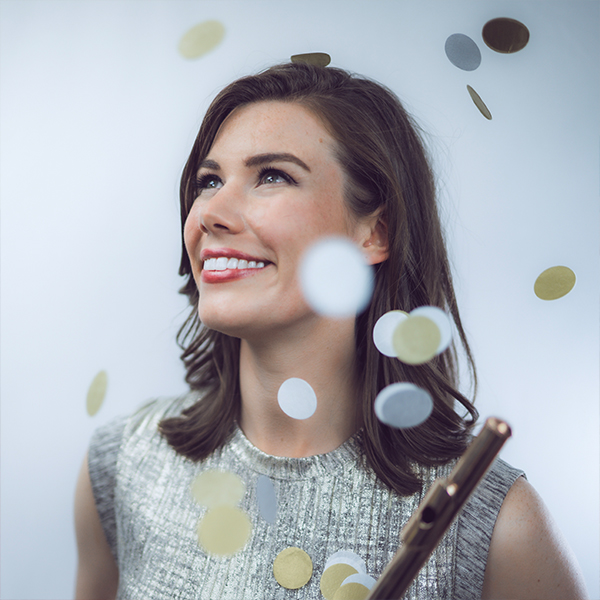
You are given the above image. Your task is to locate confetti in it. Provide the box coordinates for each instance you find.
[191,470,246,508]
[410,306,452,354]
[534,266,576,300]
[291,52,331,67]
[445,33,481,71]
[178,20,225,59]
[467,85,492,120]
[324,550,366,574]
[374,382,433,429]
[256,475,277,524]
[321,563,359,600]
[86,370,107,416]
[373,310,408,357]
[197,505,252,556]
[333,573,376,599]
[482,17,530,54]
[392,315,441,365]
[273,547,313,589]
[300,237,374,318]
[277,378,318,420]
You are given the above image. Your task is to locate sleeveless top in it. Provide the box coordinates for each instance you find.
[88,392,524,600]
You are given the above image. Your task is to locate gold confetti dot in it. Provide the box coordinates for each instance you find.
[273,547,313,589]
[86,370,107,416]
[178,20,225,59]
[191,470,245,508]
[534,266,576,300]
[467,85,492,120]
[333,582,370,600]
[482,17,530,54]
[393,315,441,365]
[197,505,252,556]
[320,563,359,600]
[291,52,331,67]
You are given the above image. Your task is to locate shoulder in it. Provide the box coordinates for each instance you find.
[482,476,589,600]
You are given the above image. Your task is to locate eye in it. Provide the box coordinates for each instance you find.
[195,173,223,193]
[258,167,297,186]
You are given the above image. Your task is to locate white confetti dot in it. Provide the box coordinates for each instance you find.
[325,550,366,574]
[410,306,452,354]
[374,383,433,429]
[340,573,376,590]
[278,378,317,420]
[299,237,374,318]
[256,475,277,524]
[373,311,408,357]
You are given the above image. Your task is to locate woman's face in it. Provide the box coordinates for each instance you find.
[184,100,369,340]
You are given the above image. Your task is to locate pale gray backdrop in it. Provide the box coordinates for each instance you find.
[1,1,598,598]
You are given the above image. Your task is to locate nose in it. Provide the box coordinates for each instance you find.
[196,184,245,236]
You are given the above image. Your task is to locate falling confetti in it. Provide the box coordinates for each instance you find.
[273,547,313,589]
[392,315,441,365]
[333,573,376,600]
[482,17,530,54]
[256,475,277,524]
[277,378,317,420]
[410,306,452,354]
[373,310,408,357]
[321,563,359,600]
[178,20,225,59]
[534,266,576,300]
[86,370,107,416]
[291,52,331,67]
[197,505,252,556]
[445,33,482,71]
[466,85,492,120]
[324,551,366,574]
[374,383,433,429]
[300,237,374,318]
[191,470,246,508]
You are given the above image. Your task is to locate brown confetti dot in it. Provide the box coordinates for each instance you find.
[191,470,246,508]
[273,546,313,589]
[482,18,530,54]
[197,505,252,556]
[86,370,107,416]
[467,85,492,120]
[534,266,576,300]
[178,21,225,59]
[291,52,331,67]
[321,563,359,600]
[333,582,370,600]
[392,315,441,365]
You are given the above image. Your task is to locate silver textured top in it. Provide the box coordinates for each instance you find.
[88,393,524,599]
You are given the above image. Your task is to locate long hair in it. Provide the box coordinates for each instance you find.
[160,62,478,496]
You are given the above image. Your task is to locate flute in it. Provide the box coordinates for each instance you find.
[366,417,512,600]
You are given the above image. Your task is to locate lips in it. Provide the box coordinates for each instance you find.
[200,248,271,283]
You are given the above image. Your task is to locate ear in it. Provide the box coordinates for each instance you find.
[359,208,389,266]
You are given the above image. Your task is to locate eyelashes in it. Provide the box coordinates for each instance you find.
[194,166,298,193]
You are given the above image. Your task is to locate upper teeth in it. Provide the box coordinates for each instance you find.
[203,257,266,271]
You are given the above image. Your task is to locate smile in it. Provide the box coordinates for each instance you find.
[203,257,266,271]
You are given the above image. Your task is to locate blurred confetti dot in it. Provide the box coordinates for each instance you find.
[197,505,252,556]
[333,573,376,600]
[410,306,452,354]
[86,370,107,416]
[191,470,245,508]
[325,551,366,574]
[375,382,433,429]
[178,20,225,59]
[300,237,374,318]
[256,475,277,524]
[291,52,331,67]
[445,33,481,71]
[482,17,530,54]
[466,85,492,120]
[373,310,408,357]
[278,378,317,420]
[393,315,440,365]
[321,563,359,600]
[273,547,313,589]
[534,266,576,300]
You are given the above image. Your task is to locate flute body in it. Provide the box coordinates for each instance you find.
[366,417,512,600]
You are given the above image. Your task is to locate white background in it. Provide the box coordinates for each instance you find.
[1,1,598,598]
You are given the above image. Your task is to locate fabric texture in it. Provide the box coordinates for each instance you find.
[88,393,524,600]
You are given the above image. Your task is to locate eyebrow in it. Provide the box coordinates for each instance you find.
[197,153,311,173]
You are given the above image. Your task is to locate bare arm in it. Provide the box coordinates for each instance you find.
[482,476,589,600]
[74,453,119,600]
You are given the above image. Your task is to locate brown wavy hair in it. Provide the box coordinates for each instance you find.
[159,62,478,495]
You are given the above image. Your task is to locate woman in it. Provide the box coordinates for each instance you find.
[74,63,588,599]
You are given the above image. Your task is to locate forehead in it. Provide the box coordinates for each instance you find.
[209,101,336,157]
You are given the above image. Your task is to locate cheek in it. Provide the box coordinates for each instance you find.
[183,209,202,263]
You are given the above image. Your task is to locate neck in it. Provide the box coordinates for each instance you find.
[238,318,361,457]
